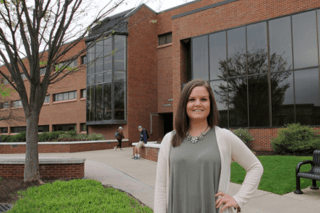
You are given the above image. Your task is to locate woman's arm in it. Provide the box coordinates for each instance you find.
[229,131,264,208]
[154,133,170,213]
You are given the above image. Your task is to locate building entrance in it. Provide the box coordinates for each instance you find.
[162,113,173,136]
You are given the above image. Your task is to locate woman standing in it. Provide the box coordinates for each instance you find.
[114,126,125,151]
[154,79,263,213]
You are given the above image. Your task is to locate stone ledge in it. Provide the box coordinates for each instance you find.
[0,139,129,145]
[131,141,160,148]
[0,157,86,164]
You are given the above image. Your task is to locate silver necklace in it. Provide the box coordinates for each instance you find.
[186,126,210,144]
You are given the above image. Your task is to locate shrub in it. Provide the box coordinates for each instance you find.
[75,134,88,140]
[15,132,26,142]
[233,128,254,144]
[271,123,319,155]
[67,130,77,137]
[58,133,75,140]
[47,131,65,141]
[87,133,105,140]
[0,135,12,142]
[38,132,49,142]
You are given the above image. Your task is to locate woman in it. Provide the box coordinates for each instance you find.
[114,126,125,151]
[154,79,263,213]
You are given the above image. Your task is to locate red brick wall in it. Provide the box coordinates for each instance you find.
[0,163,84,180]
[0,141,131,154]
[132,146,159,162]
[88,124,128,140]
[127,6,159,142]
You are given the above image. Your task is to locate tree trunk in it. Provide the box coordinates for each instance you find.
[24,111,41,183]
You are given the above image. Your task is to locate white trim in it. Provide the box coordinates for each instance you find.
[0,139,129,145]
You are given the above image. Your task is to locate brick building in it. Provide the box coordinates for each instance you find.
[1,0,320,152]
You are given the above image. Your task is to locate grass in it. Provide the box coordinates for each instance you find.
[8,179,153,213]
[231,155,314,195]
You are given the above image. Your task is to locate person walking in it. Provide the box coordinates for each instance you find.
[132,126,148,160]
[154,79,264,213]
[114,126,125,151]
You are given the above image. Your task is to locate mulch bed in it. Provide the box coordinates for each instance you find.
[0,178,147,207]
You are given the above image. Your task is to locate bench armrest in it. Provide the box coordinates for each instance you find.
[296,160,315,174]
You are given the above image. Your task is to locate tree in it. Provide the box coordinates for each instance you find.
[0,0,150,183]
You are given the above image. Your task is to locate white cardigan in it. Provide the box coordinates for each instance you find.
[154,126,264,213]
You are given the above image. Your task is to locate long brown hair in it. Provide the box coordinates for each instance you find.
[172,79,219,147]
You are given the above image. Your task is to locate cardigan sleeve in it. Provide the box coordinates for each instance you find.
[227,130,264,208]
[154,133,171,213]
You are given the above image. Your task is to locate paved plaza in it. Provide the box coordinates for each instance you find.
[1,147,319,212]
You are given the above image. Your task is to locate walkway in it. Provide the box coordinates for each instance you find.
[1,147,319,212]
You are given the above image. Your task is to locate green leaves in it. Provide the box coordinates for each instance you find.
[0,83,15,99]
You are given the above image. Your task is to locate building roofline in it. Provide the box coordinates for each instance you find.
[158,0,202,14]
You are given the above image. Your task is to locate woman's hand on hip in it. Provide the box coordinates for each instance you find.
[215,191,239,213]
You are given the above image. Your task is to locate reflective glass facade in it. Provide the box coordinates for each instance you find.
[86,35,127,124]
[192,9,320,128]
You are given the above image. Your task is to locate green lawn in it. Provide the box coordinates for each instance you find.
[231,155,314,195]
[8,179,152,213]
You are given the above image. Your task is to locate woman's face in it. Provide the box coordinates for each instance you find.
[186,86,210,122]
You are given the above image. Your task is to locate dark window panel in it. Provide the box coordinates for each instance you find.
[294,68,320,125]
[318,9,320,63]
[87,42,95,74]
[210,80,228,128]
[114,36,126,71]
[166,33,172,43]
[96,73,103,84]
[53,124,76,131]
[81,55,87,64]
[192,35,209,80]
[114,82,125,110]
[44,95,50,103]
[209,32,227,80]
[103,71,112,83]
[248,75,270,127]
[104,37,112,71]
[38,125,49,132]
[159,35,166,45]
[11,126,26,133]
[81,89,86,98]
[114,111,125,120]
[227,27,246,77]
[95,85,103,121]
[247,22,268,75]
[0,127,8,133]
[103,83,112,120]
[86,86,94,121]
[269,16,293,72]
[271,71,294,126]
[87,75,94,86]
[95,40,104,73]
[292,11,318,69]
[228,77,248,127]
[80,123,86,132]
[114,71,125,82]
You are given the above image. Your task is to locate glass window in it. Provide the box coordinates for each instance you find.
[81,89,86,98]
[54,91,76,101]
[95,40,104,73]
[114,35,126,71]
[294,68,320,125]
[247,22,268,75]
[63,92,68,100]
[53,124,76,131]
[104,83,112,120]
[44,95,50,103]
[114,71,125,82]
[12,100,22,108]
[81,55,87,64]
[87,75,94,86]
[104,71,112,83]
[248,74,270,127]
[114,82,125,120]
[95,73,103,84]
[69,91,75,100]
[104,38,112,71]
[38,125,49,132]
[292,11,318,69]
[21,73,27,80]
[227,27,246,77]
[11,126,26,133]
[209,32,227,80]
[318,10,320,63]
[0,102,9,109]
[210,80,228,128]
[269,16,293,71]
[228,77,248,127]
[192,35,209,80]
[0,127,8,133]
[271,71,294,126]
[40,67,46,75]
[87,42,95,74]
[87,86,94,121]
[158,33,172,45]
[80,123,86,132]
[95,85,103,121]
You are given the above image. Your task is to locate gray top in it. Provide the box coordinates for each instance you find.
[168,127,221,213]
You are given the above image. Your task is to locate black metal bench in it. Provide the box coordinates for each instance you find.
[294,150,320,194]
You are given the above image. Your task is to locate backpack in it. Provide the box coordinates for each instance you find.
[114,131,120,138]
[144,129,149,139]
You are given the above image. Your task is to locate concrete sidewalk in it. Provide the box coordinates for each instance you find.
[1,147,319,212]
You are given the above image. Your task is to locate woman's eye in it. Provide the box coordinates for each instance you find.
[201,98,208,101]
[188,99,194,101]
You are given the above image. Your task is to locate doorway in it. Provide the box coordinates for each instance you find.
[162,113,173,136]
